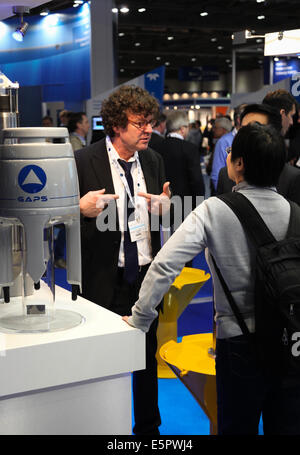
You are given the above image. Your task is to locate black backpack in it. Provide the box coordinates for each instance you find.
[212,191,300,378]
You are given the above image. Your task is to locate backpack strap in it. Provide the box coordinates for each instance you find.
[210,254,252,339]
[217,192,276,248]
[286,201,300,238]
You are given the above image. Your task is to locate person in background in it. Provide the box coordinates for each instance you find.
[42,115,53,127]
[217,103,282,195]
[148,112,167,151]
[59,109,71,127]
[206,116,233,194]
[156,110,205,224]
[68,112,90,152]
[210,104,246,191]
[217,95,300,206]
[186,121,203,150]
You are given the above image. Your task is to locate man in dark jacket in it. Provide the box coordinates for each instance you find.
[154,110,205,226]
[75,85,171,435]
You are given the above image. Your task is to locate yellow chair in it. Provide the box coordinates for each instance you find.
[160,332,217,435]
[156,267,211,378]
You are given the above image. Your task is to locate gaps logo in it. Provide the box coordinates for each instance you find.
[18,165,47,194]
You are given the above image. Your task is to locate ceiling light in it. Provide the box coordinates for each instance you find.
[40,10,49,16]
[256,0,265,3]
[156,56,161,60]
[120,68,125,72]
[74,0,83,3]
[73,3,80,7]
[274,57,279,61]
[167,36,174,40]
[130,59,135,64]
[134,42,141,46]
[138,8,146,12]
[112,8,118,13]
[13,21,28,41]
[165,62,170,66]
[12,5,29,42]
[191,57,196,62]
[118,32,125,37]
[217,46,223,50]
[0,21,7,38]
[257,15,265,20]
[44,14,59,27]
[211,37,217,42]
[120,7,129,13]
[200,12,208,16]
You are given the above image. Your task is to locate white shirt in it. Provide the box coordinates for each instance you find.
[168,132,184,140]
[106,137,152,267]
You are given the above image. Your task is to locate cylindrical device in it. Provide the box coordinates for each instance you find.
[0,72,26,300]
[0,127,82,332]
[0,72,19,143]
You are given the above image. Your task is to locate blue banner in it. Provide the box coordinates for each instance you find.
[273,58,300,83]
[144,66,165,105]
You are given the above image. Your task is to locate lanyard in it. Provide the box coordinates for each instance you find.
[106,137,144,210]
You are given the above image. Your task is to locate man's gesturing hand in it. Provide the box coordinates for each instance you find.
[80,189,119,218]
[138,181,171,215]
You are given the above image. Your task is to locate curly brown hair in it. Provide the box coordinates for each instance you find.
[100,85,160,137]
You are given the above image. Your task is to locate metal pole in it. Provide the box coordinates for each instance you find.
[232,49,236,94]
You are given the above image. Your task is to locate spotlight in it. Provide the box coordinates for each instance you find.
[12,22,28,41]
[12,6,30,42]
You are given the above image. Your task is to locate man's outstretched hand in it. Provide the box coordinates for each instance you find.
[138,181,171,215]
[80,189,119,217]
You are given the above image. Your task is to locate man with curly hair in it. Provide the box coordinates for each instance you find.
[75,85,171,435]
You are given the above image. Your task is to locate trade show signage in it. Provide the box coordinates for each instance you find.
[273,58,300,83]
[178,66,219,81]
[144,66,165,105]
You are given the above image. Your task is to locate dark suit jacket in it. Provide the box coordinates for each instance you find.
[216,163,300,205]
[148,131,165,151]
[75,138,167,309]
[155,136,205,217]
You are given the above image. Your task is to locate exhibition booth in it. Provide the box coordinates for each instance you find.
[1,0,300,437]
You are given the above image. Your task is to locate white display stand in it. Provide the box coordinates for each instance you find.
[0,285,145,435]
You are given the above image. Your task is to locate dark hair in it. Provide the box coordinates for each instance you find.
[153,112,166,128]
[68,112,86,133]
[231,123,286,187]
[240,103,282,133]
[233,103,247,126]
[263,89,296,115]
[42,115,53,123]
[100,85,160,137]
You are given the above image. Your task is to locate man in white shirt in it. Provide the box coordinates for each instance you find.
[75,85,171,435]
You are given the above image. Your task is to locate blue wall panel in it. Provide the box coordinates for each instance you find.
[0,4,91,102]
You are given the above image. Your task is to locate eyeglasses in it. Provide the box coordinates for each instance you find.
[225,146,232,155]
[128,119,156,130]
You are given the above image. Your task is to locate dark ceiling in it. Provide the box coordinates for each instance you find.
[29,0,300,82]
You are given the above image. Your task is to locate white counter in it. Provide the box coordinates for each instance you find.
[0,286,145,435]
